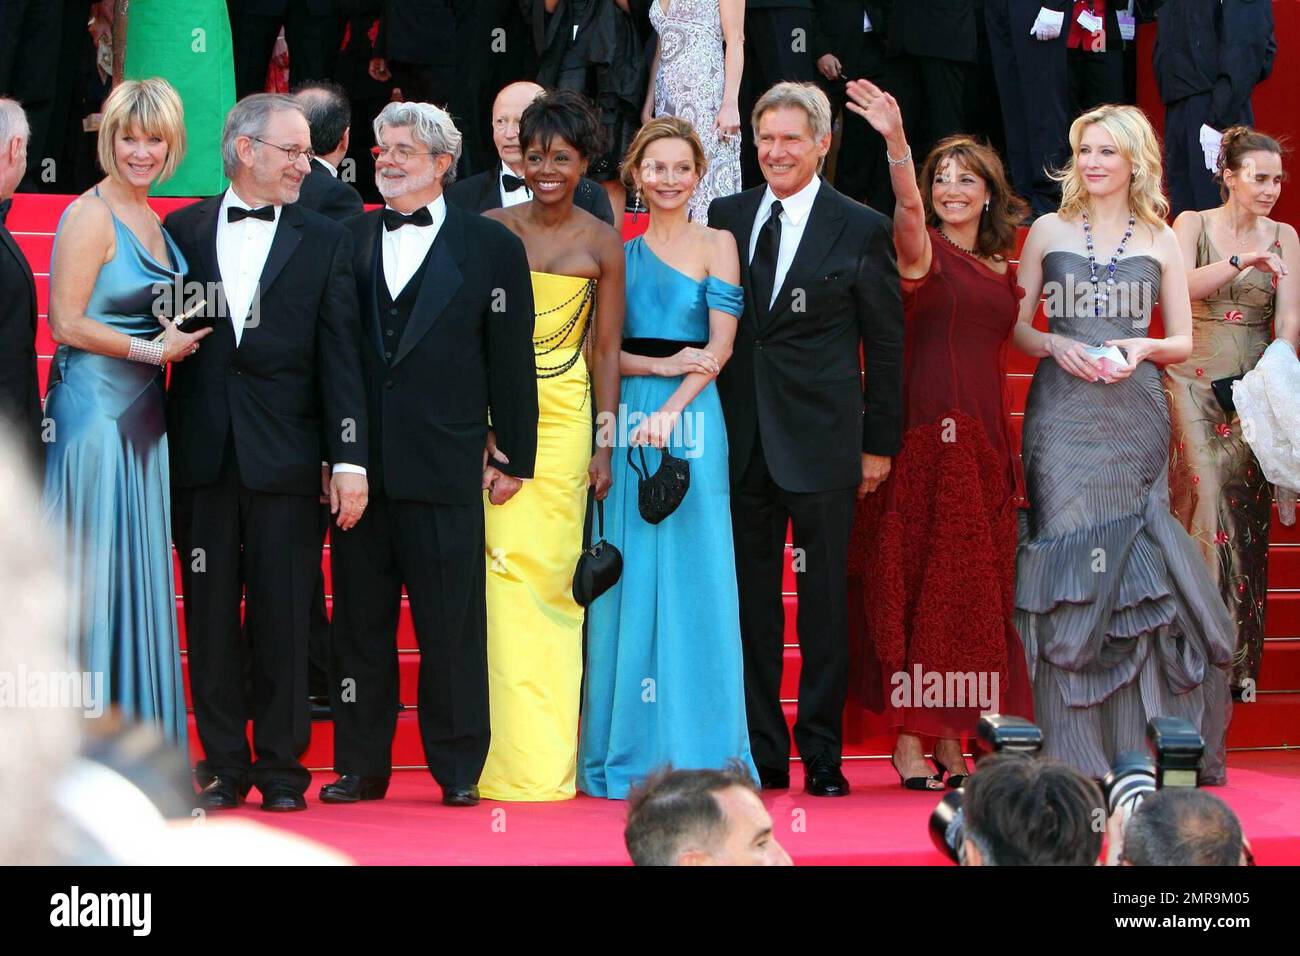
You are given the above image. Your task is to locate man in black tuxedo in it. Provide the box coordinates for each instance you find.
[812,1,891,213]
[0,100,41,469]
[0,1,61,193]
[320,101,538,808]
[740,1,819,189]
[708,82,903,797]
[371,0,458,107]
[445,81,615,227]
[985,0,1071,217]
[165,94,370,813]
[229,0,345,98]
[294,81,366,222]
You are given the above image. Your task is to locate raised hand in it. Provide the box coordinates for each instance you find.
[845,79,904,140]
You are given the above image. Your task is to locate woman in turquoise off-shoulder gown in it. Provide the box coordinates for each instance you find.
[578,120,757,798]
[42,80,208,750]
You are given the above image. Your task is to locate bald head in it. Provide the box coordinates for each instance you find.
[293,80,351,165]
[492,82,545,174]
[0,98,30,200]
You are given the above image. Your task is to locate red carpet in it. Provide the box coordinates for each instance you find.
[214,752,1300,866]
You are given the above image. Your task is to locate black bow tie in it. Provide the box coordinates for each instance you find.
[0,198,11,226]
[383,206,434,231]
[502,174,529,194]
[227,205,275,223]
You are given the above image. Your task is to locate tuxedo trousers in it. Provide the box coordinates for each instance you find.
[229,3,342,98]
[329,491,489,786]
[173,439,318,794]
[731,434,856,771]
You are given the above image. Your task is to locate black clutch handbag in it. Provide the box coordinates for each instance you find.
[627,445,690,525]
[572,497,622,607]
[1210,374,1244,414]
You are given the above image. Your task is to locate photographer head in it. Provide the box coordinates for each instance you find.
[1119,788,1247,866]
[962,754,1103,866]
[625,765,792,866]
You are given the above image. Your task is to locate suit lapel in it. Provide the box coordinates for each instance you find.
[256,201,304,301]
[480,171,503,212]
[391,204,466,367]
[356,213,386,359]
[766,184,846,327]
[0,225,36,331]
[733,187,764,330]
[188,197,238,353]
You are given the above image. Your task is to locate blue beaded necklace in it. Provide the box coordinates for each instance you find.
[1081,210,1135,317]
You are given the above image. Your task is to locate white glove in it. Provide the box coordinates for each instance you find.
[1200,123,1223,172]
[1030,7,1065,41]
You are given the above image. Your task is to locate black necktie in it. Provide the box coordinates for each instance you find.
[502,173,529,194]
[751,200,783,320]
[227,205,275,223]
[0,198,10,226]
[383,206,433,231]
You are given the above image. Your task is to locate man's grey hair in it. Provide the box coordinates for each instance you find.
[0,98,30,151]
[221,93,305,179]
[373,100,462,187]
[1122,789,1244,866]
[751,81,833,142]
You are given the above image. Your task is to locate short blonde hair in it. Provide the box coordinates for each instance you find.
[98,78,186,186]
[1054,104,1168,228]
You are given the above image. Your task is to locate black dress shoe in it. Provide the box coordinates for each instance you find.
[319,774,390,803]
[804,757,850,797]
[441,785,480,807]
[261,785,308,812]
[757,766,790,790]
[309,695,333,720]
[198,776,244,810]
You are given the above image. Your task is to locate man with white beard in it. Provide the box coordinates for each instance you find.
[321,101,538,808]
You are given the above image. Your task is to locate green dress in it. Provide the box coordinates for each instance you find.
[123,0,235,196]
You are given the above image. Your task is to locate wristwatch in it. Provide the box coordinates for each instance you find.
[1229,254,1243,271]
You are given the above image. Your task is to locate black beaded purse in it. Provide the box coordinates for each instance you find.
[572,498,622,607]
[627,446,690,525]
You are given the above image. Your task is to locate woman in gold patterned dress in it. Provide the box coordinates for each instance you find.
[478,90,625,800]
[1167,127,1300,692]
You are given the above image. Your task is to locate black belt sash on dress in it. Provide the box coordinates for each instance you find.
[621,338,708,357]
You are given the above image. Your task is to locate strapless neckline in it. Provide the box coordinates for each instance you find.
[1043,250,1162,271]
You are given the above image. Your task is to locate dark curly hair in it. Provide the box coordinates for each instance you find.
[518,88,607,161]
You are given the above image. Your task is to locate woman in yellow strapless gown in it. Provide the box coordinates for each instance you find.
[479,90,625,800]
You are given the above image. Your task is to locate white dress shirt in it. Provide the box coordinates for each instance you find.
[748,175,822,309]
[216,187,280,347]
[382,195,445,299]
[498,162,532,209]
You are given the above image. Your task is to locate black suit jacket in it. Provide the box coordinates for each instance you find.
[344,202,538,504]
[812,1,889,78]
[885,0,979,63]
[444,167,616,227]
[376,0,459,66]
[0,217,42,466]
[163,198,368,497]
[708,181,903,493]
[296,158,366,222]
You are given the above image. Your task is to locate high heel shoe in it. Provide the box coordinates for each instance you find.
[891,756,944,791]
[930,755,969,790]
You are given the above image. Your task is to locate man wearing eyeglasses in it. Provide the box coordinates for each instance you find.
[321,100,538,809]
[164,93,370,813]
[445,81,615,227]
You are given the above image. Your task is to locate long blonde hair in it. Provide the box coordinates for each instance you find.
[1053,104,1168,228]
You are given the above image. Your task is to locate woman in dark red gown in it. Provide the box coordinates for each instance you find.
[843,80,1034,789]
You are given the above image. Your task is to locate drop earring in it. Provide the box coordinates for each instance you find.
[983,198,990,213]
[633,186,643,223]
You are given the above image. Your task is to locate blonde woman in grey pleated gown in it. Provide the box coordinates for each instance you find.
[1011,105,1236,785]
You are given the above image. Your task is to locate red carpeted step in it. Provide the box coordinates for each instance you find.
[1226,692,1300,749]
[1259,639,1300,691]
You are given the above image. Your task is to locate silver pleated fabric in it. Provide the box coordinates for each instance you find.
[1015,251,1235,784]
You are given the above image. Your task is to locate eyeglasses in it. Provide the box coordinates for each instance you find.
[371,144,436,164]
[252,137,314,163]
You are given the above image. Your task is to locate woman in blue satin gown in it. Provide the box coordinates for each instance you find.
[579,118,757,798]
[42,80,210,749]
